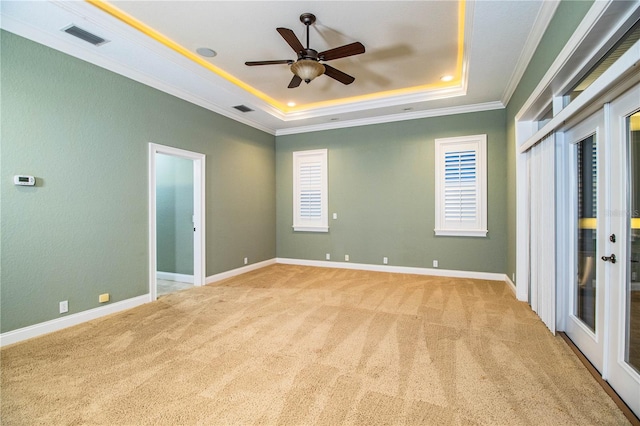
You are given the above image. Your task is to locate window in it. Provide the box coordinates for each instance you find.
[563,18,640,107]
[293,149,328,232]
[434,134,487,237]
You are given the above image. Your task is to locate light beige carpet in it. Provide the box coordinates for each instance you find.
[1,264,629,425]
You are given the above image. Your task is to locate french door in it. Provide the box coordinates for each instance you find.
[564,83,640,416]
[564,109,606,373]
[606,84,640,415]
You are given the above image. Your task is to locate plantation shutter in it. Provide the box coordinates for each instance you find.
[444,150,477,222]
[299,162,322,219]
[435,135,487,237]
[293,149,328,232]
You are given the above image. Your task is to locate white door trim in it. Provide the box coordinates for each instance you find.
[148,143,206,301]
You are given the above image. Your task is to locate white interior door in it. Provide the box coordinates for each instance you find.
[605,83,640,417]
[564,110,607,373]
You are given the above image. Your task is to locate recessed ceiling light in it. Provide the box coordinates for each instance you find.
[287,102,296,107]
[196,47,217,58]
[330,118,339,121]
[403,107,413,111]
[441,75,454,82]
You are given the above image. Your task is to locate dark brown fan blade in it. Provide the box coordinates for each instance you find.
[288,74,302,88]
[277,28,304,53]
[245,60,293,66]
[319,42,365,61]
[323,64,355,85]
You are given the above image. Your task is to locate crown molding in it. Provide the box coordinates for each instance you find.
[501,0,560,106]
[276,101,505,136]
[281,85,467,122]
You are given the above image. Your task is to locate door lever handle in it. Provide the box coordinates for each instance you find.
[601,254,617,264]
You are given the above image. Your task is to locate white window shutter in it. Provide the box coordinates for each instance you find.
[444,150,477,222]
[293,149,328,232]
[299,162,322,219]
[435,135,487,237]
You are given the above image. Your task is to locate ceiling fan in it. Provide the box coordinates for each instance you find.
[245,13,365,88]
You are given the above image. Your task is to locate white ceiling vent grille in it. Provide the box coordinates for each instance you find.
[61,25,109,46]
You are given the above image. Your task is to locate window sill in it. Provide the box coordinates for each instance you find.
[293,226,329,233]
[434,229,488,237]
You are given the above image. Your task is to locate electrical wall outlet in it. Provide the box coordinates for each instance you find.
[333,213,338,220]
[59,300,68,314]
[383,257,388,265]
[244,257,248,265]
[326,253,331,260]
[345,254,350,262]
[99,293,110,303]
[433,260,439,268]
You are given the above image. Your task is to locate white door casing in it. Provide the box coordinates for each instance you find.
[148,143,206,301]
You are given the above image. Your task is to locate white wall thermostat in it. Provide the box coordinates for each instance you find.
[14,175,36,186]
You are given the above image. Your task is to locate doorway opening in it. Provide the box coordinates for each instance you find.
[148,143,205,300]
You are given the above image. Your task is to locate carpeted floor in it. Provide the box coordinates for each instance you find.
[0,264,630,425]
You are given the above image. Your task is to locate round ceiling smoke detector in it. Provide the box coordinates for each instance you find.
[196,47,217,58]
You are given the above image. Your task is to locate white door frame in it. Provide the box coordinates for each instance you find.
[148,143,205,301]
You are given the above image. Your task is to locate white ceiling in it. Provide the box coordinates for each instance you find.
[0,1,557,135]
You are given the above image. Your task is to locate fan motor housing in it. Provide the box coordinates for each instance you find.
[298,49,320,61]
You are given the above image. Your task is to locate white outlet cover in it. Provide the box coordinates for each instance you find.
[326,253,330,260]
[345,255,349,261]
[59,300,68,314]
[433,260,439,268]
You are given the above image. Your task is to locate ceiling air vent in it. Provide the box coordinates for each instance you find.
[61,25,109,46]
[233,105,254,113]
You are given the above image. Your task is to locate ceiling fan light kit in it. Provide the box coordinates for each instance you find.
[291,59,325,83]
[245,12,365,89]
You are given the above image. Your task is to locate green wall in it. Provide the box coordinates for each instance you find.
[0,31,276,333]
[276,109,507,273]
[1,0,598,334]
[505,0,594,282]
[156,153,194,276]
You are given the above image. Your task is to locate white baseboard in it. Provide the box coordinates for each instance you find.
[2,258,514,347]
[206,258,277,284]
[275,258,508,282]
[156,271,194,284]
[504,275,516,295]
[0,295,149,348]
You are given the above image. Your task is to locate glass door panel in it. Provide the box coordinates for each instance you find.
[626,111,640,373]
[577,135,597,331]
